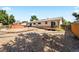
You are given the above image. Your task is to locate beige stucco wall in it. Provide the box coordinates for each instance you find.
[31,20,61,27]
[31,21,50,27]
[31,17,63,28]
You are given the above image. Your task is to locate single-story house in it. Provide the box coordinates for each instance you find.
[28,17,63,30]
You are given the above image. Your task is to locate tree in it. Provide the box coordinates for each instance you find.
[30,15,38,21]
[63,19,71,25]
[0,10,9,25]
[8,15,15,24]
[0,10,7,22]
[72,12,79,20]
[0,10,15,25]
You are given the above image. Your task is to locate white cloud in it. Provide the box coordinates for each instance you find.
[31,13,38,15]
[1,7,12,11]
[73,6,79,13]
[0,7,13,15]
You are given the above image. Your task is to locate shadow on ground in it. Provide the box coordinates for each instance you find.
[0,32,75,52]
[0,26,79,52]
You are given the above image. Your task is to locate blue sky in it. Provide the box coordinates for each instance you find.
[0,6,79,22]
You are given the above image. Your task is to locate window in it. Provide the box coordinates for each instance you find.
[51,22,56,27]
[45,21,47,24]
[38,22,41,24]
[33,23,36,25]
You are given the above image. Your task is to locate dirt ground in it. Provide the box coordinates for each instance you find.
[0,27,65,47]
[0,27,79,52]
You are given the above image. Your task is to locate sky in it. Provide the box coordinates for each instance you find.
[0,6,79,22]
